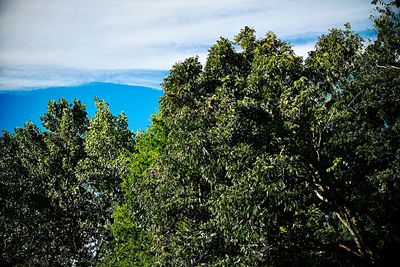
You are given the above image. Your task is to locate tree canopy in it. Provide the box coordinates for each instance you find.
[1,1,399,266]
[106,1,399,266]
[0,98,134,266]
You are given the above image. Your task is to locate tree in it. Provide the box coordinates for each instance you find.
[114,2,399,265]
[129,30,315,266]
[0,98,134,266]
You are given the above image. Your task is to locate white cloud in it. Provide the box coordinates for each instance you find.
[0,0,374,88]
[0,65,168,90]
[292,43,316,59]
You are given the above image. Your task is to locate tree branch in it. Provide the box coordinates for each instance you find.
[347,91,363,107]
[376,64,400,70]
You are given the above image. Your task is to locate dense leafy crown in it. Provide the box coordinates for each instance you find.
[1,1,399,266]
[0,99,134,266]
[107,1,399,266]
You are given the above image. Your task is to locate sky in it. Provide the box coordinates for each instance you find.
[0,0,376,89]
[0,83,163,132]
[0,0,377,132]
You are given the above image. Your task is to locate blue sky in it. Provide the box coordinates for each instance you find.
[0,0,377,132]
[0,83,163,132]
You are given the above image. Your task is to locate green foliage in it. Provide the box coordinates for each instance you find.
[100,114,167,266]
[109,2,399,266]
[2,1,399,266]
[0,98,134,266]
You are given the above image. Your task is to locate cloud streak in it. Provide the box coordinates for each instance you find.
[0,65,168,90]
[0,0,375,88]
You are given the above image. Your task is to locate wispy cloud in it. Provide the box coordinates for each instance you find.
[0,65,168,90]
[0,0,375,88]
